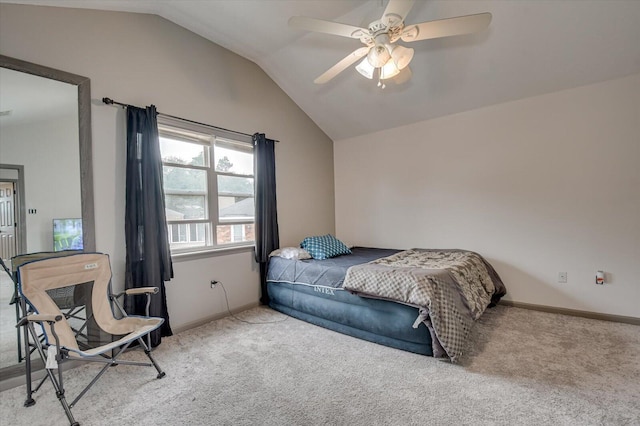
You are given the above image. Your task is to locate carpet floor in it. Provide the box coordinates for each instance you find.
[0,271,21,368]
[0,305,638,426]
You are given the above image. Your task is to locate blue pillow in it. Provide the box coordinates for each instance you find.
[300,235,351,260]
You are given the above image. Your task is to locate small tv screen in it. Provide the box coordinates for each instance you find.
[53,218,83,252]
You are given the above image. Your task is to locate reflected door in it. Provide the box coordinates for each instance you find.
[0,182,16,261]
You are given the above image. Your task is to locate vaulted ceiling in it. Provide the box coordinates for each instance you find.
[4,0,640,140]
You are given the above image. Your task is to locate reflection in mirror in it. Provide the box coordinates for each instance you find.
[0,55,94,385]
[0,68,80,254]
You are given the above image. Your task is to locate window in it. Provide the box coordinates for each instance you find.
[158,116,255,254]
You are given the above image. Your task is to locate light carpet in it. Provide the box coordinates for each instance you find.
[0,271,21,368]
[0,305,638,426]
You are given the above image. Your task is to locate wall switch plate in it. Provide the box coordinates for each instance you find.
[558,272,567,283]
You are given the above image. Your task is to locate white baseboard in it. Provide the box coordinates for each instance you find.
[172,302,261,334]
[500,300,640,325]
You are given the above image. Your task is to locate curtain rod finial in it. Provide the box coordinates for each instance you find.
[102,97,114,105]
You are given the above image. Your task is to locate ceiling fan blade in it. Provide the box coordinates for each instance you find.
[401,12,492,42]
[382,0,416,28]
[314,47,370,84]
[289,16,368,39]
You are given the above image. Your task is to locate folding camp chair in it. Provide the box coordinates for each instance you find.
[3,251,86,365]
[16,252,166,426]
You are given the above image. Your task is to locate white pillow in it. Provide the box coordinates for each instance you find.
[269,247,312,260]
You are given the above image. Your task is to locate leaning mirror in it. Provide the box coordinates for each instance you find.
[0,55,95,383]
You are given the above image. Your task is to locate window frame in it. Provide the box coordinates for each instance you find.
[158,115,255,257]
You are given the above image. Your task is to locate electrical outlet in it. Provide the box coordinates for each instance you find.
[210,280,219,289]
[558,272,567,283]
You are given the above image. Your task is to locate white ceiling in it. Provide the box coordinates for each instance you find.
[4,0,640,140]
[0,66,77,126]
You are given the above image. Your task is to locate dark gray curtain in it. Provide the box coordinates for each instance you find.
[125,105,173,347]
[253,133,279,305]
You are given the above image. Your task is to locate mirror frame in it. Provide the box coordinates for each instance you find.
[0,54,95,253]
[0,55,95,385]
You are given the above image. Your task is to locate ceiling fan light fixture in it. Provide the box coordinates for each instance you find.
[366,44,391,68]
[290,4,493,86]
[380,59,400,80]
[356,57,375,79]
[390,45,414,70]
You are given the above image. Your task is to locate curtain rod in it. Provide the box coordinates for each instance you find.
[102,97,279,143]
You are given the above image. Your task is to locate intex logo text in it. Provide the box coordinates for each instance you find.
[313,286,335,296]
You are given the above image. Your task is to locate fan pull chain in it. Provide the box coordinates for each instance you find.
[377,68,386,89]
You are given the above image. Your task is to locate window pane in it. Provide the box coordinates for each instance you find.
[168,223,208,249]
[159,121,256,253]
[215,144,253,175]
[178,224,187,242]
[165,195,206,220]
[219,196,254,221]
[163,166,207,192]
[217,175,253,197]
[160,137,208,166]
[216,224,254,245]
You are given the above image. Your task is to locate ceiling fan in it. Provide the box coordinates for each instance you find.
[289,0,491,88]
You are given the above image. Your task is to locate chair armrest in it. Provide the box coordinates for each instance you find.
[113,287,159,300]
[111,287,158,320]
[125,287,159,296]
[24,314,65,354]
[17,313,62,327]
[27,314,63,323]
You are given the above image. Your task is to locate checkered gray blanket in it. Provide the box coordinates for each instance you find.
[342,249,506,362]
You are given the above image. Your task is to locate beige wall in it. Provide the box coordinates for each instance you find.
[0,4,335,329]
[335,73,640,318]
[1,113,81,252]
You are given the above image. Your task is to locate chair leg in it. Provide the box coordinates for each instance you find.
[47,365,80,426]
[15,300,23,363]
[138,337,165,379]
[23,319,35,407]
[47,367,79,426]
[68,362,112,408]
[144,295,152,351]
[22,320,79,425]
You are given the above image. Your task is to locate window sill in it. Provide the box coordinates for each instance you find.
[171,244,254,262]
